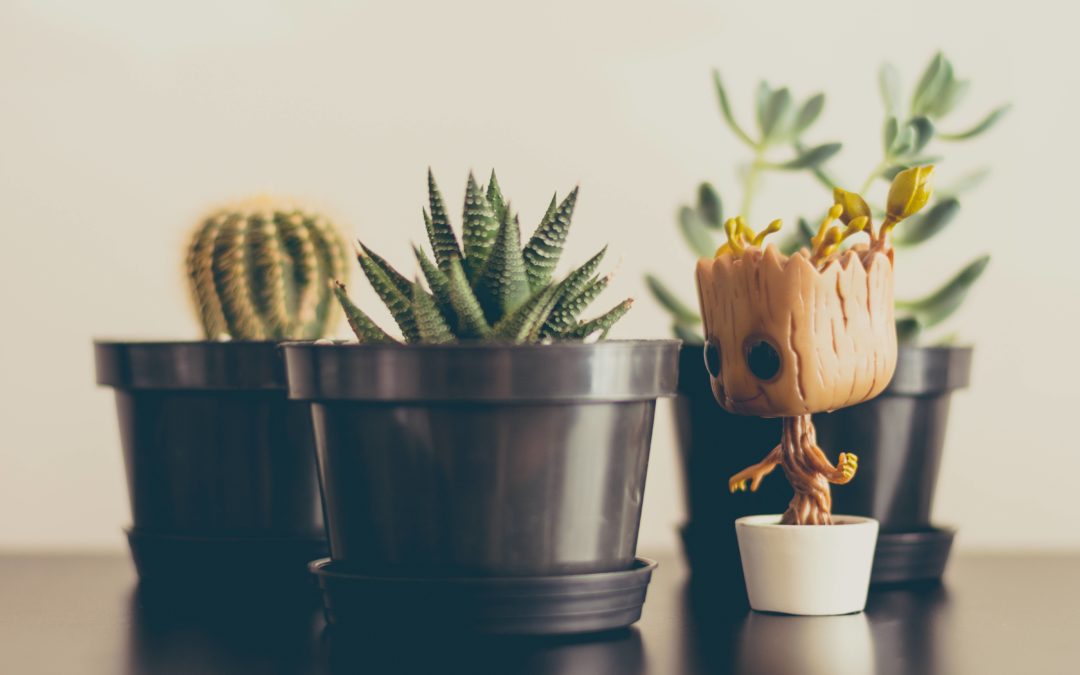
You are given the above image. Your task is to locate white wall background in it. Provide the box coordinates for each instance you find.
[1,0,1076,552]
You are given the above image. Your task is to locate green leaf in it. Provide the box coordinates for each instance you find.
[759,87,793,145]
[697,182,723,229]
[935,78,971,119]
[792,93,825,136]
[882,116,899,154]
[446,256,492,339]
[673,322,704,344]
[542,273,611,338]
[775,142,842,170]
[678,206,716,258]
[910,52,951,118]
[475,207,530,323]
[645,274,699,324]
[938,105,1011,141]
[357,249,420,343]
[356,241,411,298]
[461,172,499,282]
[908,116,936,154]
[331,281,397,344]
[493,284,559,342]
[895,255,990,329]
[893,198,960,246]
[895,316,922,344]
[938,167,991,197]
[878,62,903,116]
[562,299,633,340]
[426,169,463,271]
[412,279,455,343]
[523,187,578,290]
[413,244,456,326]
[889,122,917,157]
[712,70,755,147]
[551,247,607,309]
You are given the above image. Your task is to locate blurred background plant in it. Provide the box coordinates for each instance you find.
[649,52,1008,344]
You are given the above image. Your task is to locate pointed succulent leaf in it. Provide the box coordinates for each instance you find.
[893,198,960,247]
[523,187,578,290]
[356,249,419,342]
[938,105,1011,141]
[486,170,507,220]
[552,247,607,308]
[413,244,456,326]
[476,206,531,321]
[446,256,493,338]
[412,279,455,343]
[678,206,717,258]
[895,255,990,329]
[332,281,396,344]
[562,299,633,340]
[712,70,755,147]
[426,169,463,270]
[542,273,611,338]
[357,240,411,298]
[697,183,723,229]
[493,284,559,342]
[645,275,699,324]
[462,172,499,281]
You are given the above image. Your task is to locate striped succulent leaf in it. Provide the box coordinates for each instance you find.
[461,172,499,282]
[412,279,455,343]
[356,249,420,343]
[332,281,396,344]
[474,207,530,323]
[523,187,578,290]
[427,169,463,270]
[561,298,634,340]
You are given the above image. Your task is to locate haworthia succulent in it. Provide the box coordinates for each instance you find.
[462,172,499,282]
[356,249,420,343]
[475,207,530,322]
[412,280,455,344]
[427,169,463,270]
[523,188,578,290]
[333,171,630,343]
[332,281,395,344]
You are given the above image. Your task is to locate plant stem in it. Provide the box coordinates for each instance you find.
[740,148,766,220]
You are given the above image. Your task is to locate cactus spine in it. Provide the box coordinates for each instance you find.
[185,200,350,340]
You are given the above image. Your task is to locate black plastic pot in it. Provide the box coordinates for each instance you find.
[95,341,326,592]
[283,340,680,634]
[676,344,971,586]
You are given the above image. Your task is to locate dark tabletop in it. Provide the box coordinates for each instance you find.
[1,551,1077,674]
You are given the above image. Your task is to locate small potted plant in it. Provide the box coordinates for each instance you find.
[283,170,680,635]
[95,199,349,594]
[695,167,933,614]
[652,53,1006,584]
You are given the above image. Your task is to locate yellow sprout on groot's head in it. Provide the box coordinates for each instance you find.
[695,166,933,418]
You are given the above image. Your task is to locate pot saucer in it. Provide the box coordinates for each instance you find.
[872,526,956,585]
[126,528,326,594]
[309,557,658,636]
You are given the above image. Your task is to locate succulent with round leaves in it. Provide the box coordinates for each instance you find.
[649,52,1005,345]
[185,199,350,340]
[333,169,632,344]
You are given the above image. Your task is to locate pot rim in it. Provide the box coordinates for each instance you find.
[282,339,682,402]
[309,556,658,585]
[736,514,878,529]
[94,340,290,391]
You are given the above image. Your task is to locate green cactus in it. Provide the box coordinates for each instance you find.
[185,200,350,340]
[335,170,631,344]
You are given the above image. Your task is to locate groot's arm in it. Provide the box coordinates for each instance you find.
[804,444,858,485]
[728,445,782,493]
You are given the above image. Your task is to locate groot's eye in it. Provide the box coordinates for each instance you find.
[745,338,781,381]
[704,339,722,378]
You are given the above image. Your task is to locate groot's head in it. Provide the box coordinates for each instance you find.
[696,245,896,417]
[694,166,933,418]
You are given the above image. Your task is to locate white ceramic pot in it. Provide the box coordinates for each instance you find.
[735,514,879,615]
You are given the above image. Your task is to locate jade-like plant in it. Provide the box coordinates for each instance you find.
[650,52,1007,344]
[333,170,631,343]
[186,200,350,340]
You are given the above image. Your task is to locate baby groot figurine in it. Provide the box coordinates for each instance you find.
[695,166,933,525]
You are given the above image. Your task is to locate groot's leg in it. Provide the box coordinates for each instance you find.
[728,445,782,493]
